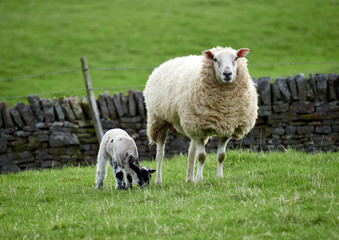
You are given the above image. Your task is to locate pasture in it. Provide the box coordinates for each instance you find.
[1,0,339,106]
[1,150,338,239]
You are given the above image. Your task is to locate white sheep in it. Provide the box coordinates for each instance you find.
[95,128,155,189]
[144,46,258,184]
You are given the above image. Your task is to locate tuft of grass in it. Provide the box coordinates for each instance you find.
[0,150,338,239]
[1,0,338,106]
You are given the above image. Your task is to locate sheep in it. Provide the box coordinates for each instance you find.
[95,128,155,189]
[143,46,258,184]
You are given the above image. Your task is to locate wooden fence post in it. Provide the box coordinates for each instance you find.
[81,57,104,143]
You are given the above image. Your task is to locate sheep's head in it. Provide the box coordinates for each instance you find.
[202,47,250,84]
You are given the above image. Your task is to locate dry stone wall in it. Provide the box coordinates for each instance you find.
[0,73,338,173]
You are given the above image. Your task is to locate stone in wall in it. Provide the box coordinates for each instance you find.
[290,101,314,114]
[10,108,24,129]
[328,73,338,101]
[308,74,319,102]
[128,90,137,116]
[104,91,118,120]
[275,77,291,103]
[315,74,328,103]
[113,93,124,118]
[306,81,315,101]
[27,95,44,122]
[49,131,79,147]
[134,91,146,119]
[41,98,55,123]
[120,92,129,116]
[59,97,76,122]
[69,95,85,121]
[287,76,298,101]
[0,102,14,129]
[80,97,91,120]
[97,94,109,119]
[295,73,306,101]
[54,97,65,121]
[15,102,36,127]
[257,76,271,105]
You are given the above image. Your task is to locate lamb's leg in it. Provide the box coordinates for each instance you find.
[126,174,133,189]
[216,137,231,178]
[155,143,165,185]
[95,150,110,189]
[186,140,196,182]
[112,161,126,189]
[195,140,207,182]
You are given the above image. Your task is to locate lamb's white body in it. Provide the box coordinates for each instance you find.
[95,128,155,189]
[144,46,258,184]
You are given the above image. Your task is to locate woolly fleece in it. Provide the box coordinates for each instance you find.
[144,46,258,143]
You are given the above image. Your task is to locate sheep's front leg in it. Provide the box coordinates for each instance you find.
[195,140,207,182]
[186,140,196,182]
[216,137,231,178]
[155,143,165,185]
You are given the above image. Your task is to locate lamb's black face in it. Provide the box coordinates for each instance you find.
[137,167,156,187]
[127,155,156,187]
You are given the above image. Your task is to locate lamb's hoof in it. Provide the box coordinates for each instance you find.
[115,184,128,190]
[96,182,103,190]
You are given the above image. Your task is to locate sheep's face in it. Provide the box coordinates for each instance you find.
[203,48,250,84]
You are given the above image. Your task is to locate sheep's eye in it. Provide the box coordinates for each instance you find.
[213,58,218,63]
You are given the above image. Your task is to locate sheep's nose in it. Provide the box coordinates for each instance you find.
[223,70,232,80]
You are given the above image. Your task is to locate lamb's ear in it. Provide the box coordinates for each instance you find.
[148,168,156,173]
[237,48,250,58]
[202,50,214,60]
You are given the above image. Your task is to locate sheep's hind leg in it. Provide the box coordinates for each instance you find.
[186,140,196,182]
[216,137,231,178]
[195,140,207,182]
[147,115,169,185]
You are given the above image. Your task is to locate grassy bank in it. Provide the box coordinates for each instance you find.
[1,150,338,239]
[1,0,338,106]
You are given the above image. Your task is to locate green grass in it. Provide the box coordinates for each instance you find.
[1,0,339,106]
[1,150,338,239]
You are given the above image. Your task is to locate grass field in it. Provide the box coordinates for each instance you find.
[1,0,338,106]
[0,150,338,239]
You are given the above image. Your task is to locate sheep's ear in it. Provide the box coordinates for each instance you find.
[202,50,214,60]
[148,168,156,173]
[237,48,250,58]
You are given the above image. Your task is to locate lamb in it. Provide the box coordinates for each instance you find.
[95,128,155,189]
[143,46,258,184]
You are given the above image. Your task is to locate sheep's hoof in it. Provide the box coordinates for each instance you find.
[186,177,194,183]
[195,175,203,183]
[155,179,162,185]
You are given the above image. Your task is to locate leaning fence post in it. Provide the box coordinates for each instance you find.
[81,57,104,143]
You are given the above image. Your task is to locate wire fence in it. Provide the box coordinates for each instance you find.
[1,60,338,101]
